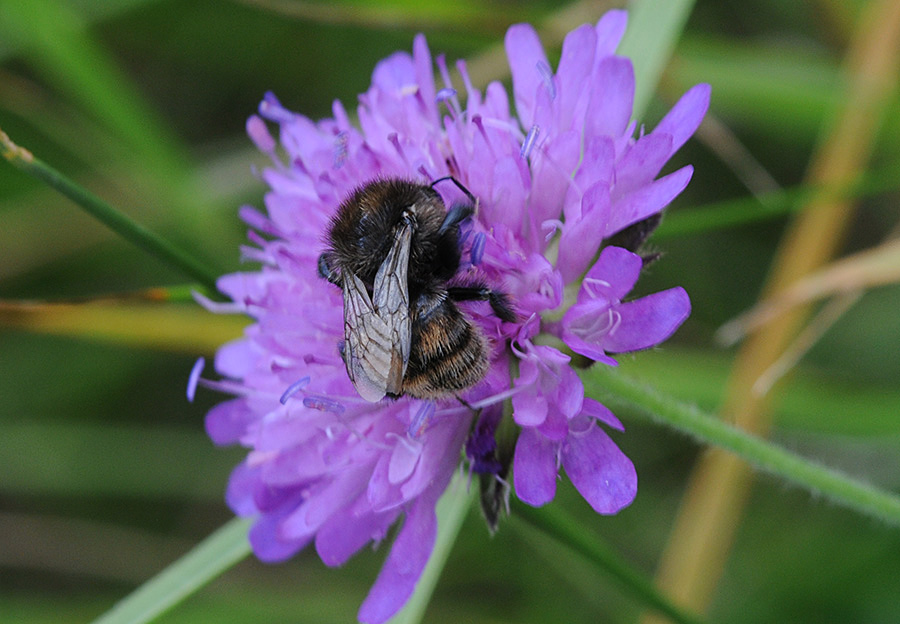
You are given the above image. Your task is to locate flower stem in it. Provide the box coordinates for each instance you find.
[512,501,705,624]
[1,128,221,294]
[586,366,900,525]
[91,517,252,624]
[388,473,474,624]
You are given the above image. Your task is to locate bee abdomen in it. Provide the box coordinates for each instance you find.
[403,301,489,400]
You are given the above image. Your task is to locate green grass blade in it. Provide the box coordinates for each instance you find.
[91,517,252,624]
[618,0,697,118]
[0,0,195,194]
[1,129,220,293]
[585,366,900,526]
[655,158,900,239]
[387,473,475,624]
[512,502,705,624]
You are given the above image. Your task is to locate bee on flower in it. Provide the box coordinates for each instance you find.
[193,10,709,623]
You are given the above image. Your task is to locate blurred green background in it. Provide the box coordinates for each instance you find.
[2,1,899,622]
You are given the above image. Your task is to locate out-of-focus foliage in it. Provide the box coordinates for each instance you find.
[1,1,899,623]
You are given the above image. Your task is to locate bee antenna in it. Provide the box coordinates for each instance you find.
[431,176,476,206]
[455,393,482,415]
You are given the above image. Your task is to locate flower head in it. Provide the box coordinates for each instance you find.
[197,11,708,623]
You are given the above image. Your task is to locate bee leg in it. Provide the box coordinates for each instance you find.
[317,253,341,285]
[447,284,517,323]
[438,203,474,236]
[431,175,476,206]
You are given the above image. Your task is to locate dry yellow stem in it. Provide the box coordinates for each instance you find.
[643,0,900,620]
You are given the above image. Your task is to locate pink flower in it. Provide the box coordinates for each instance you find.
[196,10,708,623]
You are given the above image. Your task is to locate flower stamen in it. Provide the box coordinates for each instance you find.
[303,395,347,414]
[520,125,540,160]
[279,377,311,404]
[536,61,556,99]
[470,232,486,266]
[186,357,205,402]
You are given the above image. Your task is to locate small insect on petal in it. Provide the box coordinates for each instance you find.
[279,377,311,405]
[187,357,205,403]
[303,395,346,414]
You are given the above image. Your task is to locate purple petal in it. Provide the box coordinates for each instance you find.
[557,182,611,283]
[246,115,275,153]
[560,300,621,363]
[250,509,310,562]
[556,24,596,130]
[388,438,422,484]
[512,360,548,427]
[562,425,636,514]
[214,338,257,379]
[316,502,401,567]
[582,398,624,431]
[412,34,437,121]
[505,24,549,128]
[224,462,261,516]
[587,57,634,139]
[606,165,693,236]
[580,246,643,304]
[488,156,529,232]
[371,51,416,92]
[537,405,569,442]
[653,83,711,160]
[594,10,628,57]
[513,427,559,506]
[281,468,370,539]
[358,492,439,624]
[612,132,674,198]
[205,398,253,445]
[603,287,691,353]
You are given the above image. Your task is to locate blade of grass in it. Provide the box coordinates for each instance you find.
[645,2,900,619]
[618,0,696,118]
[0,298,246,352]
[387,473,474,624]
[0,0,196,201]
[654,158,900,239]
[511,501,705,624]
[1,129,221,293]
[91,517,252,624]
[586,366,900,526]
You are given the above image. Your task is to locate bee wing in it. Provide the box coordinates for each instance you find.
[341,221,412,402]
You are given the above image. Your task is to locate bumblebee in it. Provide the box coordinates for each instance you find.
[318,178,515,402]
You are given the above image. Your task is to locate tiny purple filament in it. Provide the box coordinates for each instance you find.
[279,376,311,405]
[520,125,540,160]
[536,61,556,99]
[436,87,457,103]
[333,131,348,168]
[187,357,205,403]
[259,91,294,123]
[408,402,435,438]
[470,232,486,265]
[303,395,346,414]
